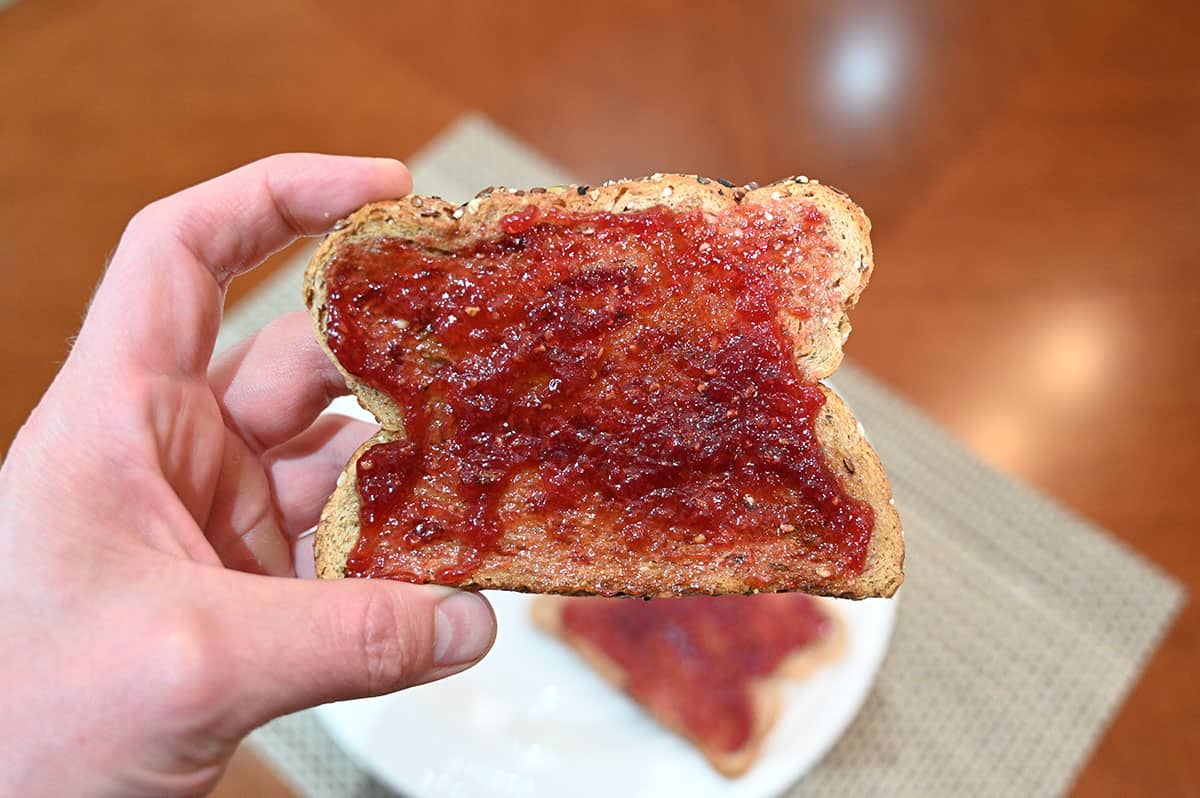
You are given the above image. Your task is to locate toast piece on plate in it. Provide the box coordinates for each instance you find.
[306,174,903,597]
[532,593,845,777]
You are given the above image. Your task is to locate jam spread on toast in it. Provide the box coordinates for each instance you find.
[325,202,873,582]
[559,593,837,754]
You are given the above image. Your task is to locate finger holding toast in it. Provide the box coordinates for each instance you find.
[0,155,497,797]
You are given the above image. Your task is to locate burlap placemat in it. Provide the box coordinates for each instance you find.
[228,115,1185,797]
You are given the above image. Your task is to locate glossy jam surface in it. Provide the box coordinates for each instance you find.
[325,203,874,581]
[560,593,835,753]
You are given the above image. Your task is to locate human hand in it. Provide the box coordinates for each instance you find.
[0,155,496,797]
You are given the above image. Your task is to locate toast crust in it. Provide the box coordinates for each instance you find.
[307,174,903,598]
[530,596,847,777]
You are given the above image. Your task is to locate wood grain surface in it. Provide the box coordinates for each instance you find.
[1,1,1196,795]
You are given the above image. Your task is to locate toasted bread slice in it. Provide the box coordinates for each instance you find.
[306,174,903,598]
[531,594,846,777]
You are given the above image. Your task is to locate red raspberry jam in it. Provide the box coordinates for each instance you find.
[560,593,837,754]
[324,202,873,582]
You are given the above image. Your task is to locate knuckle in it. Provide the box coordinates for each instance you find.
[353,590,423,695]
[122,195,213,268]
[259,152,295,171]
[143,608,229,722]
[123,199,173,241]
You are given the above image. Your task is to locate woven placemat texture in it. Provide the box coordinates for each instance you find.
[231,115,1184,797]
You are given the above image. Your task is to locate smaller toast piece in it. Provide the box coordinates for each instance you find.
[533,594,846,777]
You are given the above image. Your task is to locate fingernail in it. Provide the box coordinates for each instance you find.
[434,591,495,666]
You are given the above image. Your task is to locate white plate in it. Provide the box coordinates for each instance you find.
[315,396,898,798]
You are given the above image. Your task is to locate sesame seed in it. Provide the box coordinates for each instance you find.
[779,524,796,533]
[693,534,706,544]
[697,176,711,184]
[466,198,481,214]
[411,196,424,208]
[577,185,588,196]
[771,191,782,200]
[743,495,756,507]
[651,172,664,180]
[589,189,600,200]
[795,175,809,183]
[464,306,481,317]
[717,177,734,188]
[698,242,712,252]
[763,212,774,221]
[747,181,760,189]
[662,186,673,198]
[451,207,464,219]
[332,218,349,231]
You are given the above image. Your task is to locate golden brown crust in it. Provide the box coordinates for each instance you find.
[306,173,902,598]
[530,596,846,777]
[312,431,394,580]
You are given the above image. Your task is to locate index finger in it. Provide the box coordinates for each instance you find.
[79,154,411,377]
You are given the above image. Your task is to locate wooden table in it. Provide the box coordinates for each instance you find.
[2,1,1196,794]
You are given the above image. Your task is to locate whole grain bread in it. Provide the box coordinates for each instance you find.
[305,173,904,598]
[530,595,847,777]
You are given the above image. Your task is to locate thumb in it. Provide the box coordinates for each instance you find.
[217,574,496,733]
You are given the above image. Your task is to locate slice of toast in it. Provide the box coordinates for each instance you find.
[305,174,903,598]
[531,594,846,777]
